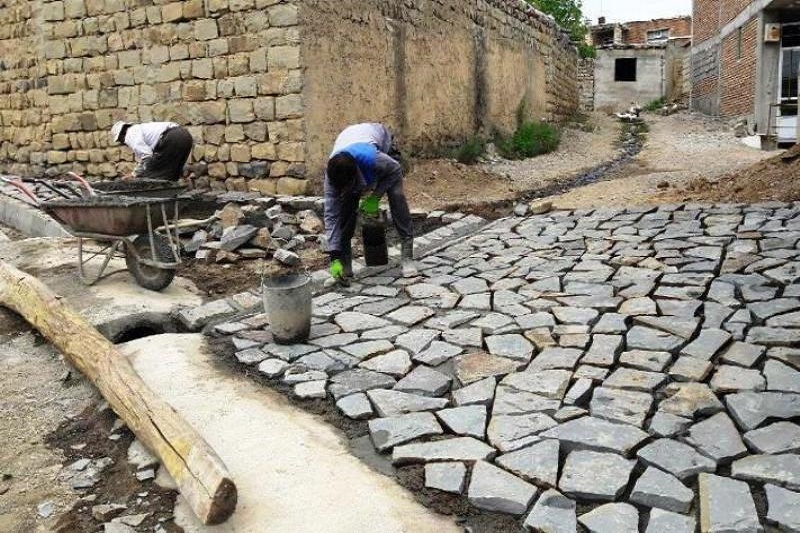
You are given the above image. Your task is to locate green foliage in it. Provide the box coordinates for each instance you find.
[527,0,594,58]
[498,121,561,160]
[644,97,667,112]
[455,136,485,165]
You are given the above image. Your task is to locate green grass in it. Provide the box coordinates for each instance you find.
[498,121,561,160]
[454,136,485,165]
[644,98,666,112]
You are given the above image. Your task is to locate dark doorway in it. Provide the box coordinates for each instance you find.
[615,58,638,82]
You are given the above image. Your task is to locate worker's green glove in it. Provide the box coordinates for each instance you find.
[359,195,380,217]
[330,259,344,279]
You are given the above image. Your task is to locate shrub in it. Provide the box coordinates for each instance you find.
[498,121,561,160]
[455,136,485,165]
[644,98,666,112]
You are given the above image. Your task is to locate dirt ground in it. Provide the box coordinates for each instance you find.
[404,113,622,212]
[659,141,800,203]
[546,111,776,209]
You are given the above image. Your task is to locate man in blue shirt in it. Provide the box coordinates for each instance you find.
[324,123,415,284]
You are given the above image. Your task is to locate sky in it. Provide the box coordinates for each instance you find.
[582,0,692,24]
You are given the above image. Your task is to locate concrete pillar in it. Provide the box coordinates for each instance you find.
[756,10,781,138]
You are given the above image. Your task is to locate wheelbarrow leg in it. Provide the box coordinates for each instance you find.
[78,237,126,286]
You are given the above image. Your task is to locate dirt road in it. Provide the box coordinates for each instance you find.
[547,111,776,209]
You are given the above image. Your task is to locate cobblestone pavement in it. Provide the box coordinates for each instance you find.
[206,203,800,532]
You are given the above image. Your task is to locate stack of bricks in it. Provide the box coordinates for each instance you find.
[0,0,307,195]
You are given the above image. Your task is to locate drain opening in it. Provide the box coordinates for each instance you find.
[97,312,183,344]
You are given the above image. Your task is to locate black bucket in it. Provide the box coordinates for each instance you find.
[362,219,389,266]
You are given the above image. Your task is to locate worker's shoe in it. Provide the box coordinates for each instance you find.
[400,239,418,278]
[341,253,354,279]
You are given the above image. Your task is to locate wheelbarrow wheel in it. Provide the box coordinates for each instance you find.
[125,234,176,291]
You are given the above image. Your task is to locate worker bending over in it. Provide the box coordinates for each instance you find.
[110,121,193,181]
[324,123,416,284]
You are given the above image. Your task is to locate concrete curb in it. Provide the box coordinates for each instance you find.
[0,194,70,238]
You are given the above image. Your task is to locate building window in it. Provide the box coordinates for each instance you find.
[615,58,637,82]
[737,27,743,59]
[646,28,669,43]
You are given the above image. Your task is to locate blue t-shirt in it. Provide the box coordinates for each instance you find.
[335,142,377,186]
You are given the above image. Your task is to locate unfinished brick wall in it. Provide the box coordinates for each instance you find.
[719,17,758,118]
[0,0,579,194]
[625,17,692,44]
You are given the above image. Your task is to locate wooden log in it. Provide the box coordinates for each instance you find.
[0,260,236,524]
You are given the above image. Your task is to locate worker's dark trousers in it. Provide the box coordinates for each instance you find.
[136,126,194,181]
[336,177,414,262]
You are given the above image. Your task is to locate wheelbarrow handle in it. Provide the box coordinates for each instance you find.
[1,176,41,205]
[66,172,96,196]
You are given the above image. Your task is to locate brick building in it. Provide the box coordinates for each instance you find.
[691,0,800,144]
[588,16,692,46]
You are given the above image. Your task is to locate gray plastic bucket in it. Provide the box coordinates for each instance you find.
[262,273,312,345]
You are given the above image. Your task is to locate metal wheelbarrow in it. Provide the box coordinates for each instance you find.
[2,175,184,291]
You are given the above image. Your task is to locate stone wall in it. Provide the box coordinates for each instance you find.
[299,0,580,179]
[0,0,579,194]
[578,58,595,112]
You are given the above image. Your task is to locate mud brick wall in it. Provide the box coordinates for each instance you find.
[0,0,579,194]
[299,0,579,180]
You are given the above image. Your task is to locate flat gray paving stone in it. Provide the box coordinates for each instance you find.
[590,387,653,427]
[492,382,561,415]
[578,502,639,533]
[392,436,497,465]
[593,313,628,334]
[458,293,492,310]
[385,305,436,326]
[328,369,397,400]
[309,332,359,348]
[334,312,391,332]
[472,313,515,334]
[453,353,520,386]
[394,365,452,397]
[637,439,717,480]
[295,351,345,373]
[564,378,593,406]
[394,329,439,354]
[523,489,577,533]
[452,277,490,295]
[516,312,556,330]
[680,328,731,361]
[731,454,800,490]
[684,412,748,463]
[424,462,466,494]
[282,369,328,385]
[488,413,558,452]
[620,297,657,316]
[358,350,413,378]
[467,460,538,516]
[604,367,667,392]
[710,365,766,393]
[293,380,327,399]
[541,416,649,455]
[413,341,463,366]
[720,341,766,368]
[764,359,800,393]
[442,327,483,348]
[765,484,800,533]
[360,325,410,340]
[698,473,761,533]
[485,334,534,362]
[581,334,624,367]
[749,297,800,320]
[657,299,703,318]
[406,283,453,299]
[555,406,588,422]
[627,326,684,352]
[235,348,269,365]
[354,298,409,316]
[619,350,673,372]
[435,405,487,439]
[660,383,724,419]
[499,370,572,400]
[341,340,395,360]
[726,391,800,431]
[744,422,800,454]
[648,411,692,438]
[559,450,635,501]
[368,412,443,452]
[769,347,800,370]
[529,347,583,370]
[366,389,449,417]
[747,327,797,347]
[646,509,696,533]
[335,393,373,420]
[668,356,713,382]
[573,365,609,381]
[630,466,694,513]
[496,439,559,487]
[552,307,599,325]
[256,358,288,378]
[452,377,496,406]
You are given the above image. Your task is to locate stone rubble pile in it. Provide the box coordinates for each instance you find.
[204,203,800,531]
